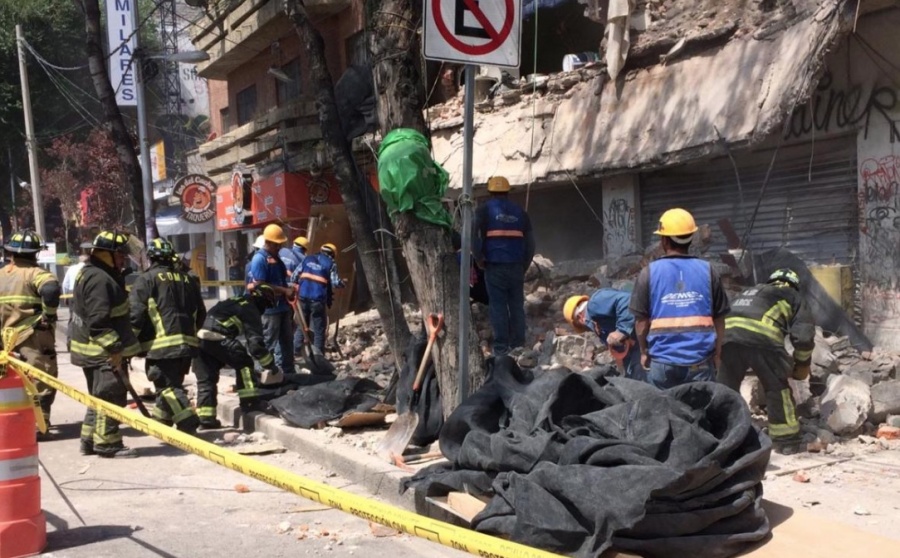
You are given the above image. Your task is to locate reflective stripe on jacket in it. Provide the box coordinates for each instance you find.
[70,258,140,367]
[298,253,333,303]
[647,257,715,366]
[481,198,527,264]
[129,263,204,359]
[0,261,60,348]
[203,296,274,368]
[725,283,815,363]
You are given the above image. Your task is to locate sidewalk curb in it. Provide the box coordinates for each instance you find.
[215,395,416,510]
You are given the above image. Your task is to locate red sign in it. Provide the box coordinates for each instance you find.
[215,171,344,231]
[433,0,514,56]
[173,174,216,224]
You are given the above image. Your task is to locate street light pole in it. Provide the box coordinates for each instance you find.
[16,24,46,238]
[133,5,155,243]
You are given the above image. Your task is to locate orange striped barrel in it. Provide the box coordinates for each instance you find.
[0,369,46,558]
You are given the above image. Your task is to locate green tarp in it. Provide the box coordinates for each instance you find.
[377,129,453,229]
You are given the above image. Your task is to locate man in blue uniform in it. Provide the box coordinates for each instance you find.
[296,242,344,353]
[564,289,645,381]
[630,208,730,389]
[248,224,295,375]
[473,176,535,356]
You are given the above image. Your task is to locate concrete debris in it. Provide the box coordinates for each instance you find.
[820,375,872,435]
[870,380,900,423]
[876,425,900,440]
[792,471,811,483]
[740,377,765,413]
[277,521,292,534]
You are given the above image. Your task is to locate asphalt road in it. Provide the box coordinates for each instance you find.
[35,345,466,558]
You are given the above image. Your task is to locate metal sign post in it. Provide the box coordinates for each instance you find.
[423,0,521,405]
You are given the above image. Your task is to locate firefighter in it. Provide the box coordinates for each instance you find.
[296,242,344,353]
[0,230,61,435]
[193,285,281,427]
[563,288,645,382]
[130,238,205,434]
[70,230,142,458]
[630,208,730,388]
[473,176,535,356]
[718,268,815,455]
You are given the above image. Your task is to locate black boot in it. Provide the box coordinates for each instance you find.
[198,418,223,430]
[79,440,95,456]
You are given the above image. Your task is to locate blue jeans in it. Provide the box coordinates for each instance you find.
[484,263,526,355]
[621,346,647,382]
[262,310,293,373]
[648,358,716,389]
[301,299,328,353]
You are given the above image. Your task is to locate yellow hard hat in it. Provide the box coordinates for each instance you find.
[294,236,309,249]
[321,242,338,255]
[263,223,288,244]
[487,176,511,193]
[563,295,589,333]
[654,208,698,238]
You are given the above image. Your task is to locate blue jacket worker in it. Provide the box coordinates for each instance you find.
[473,176,535,356]
[564,288,645,381]
[297,242,344,353]
[288,236,309,356]
[629,208,730,389]
[248,224,295,375]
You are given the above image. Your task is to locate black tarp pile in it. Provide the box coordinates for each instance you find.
[403,358,772,558]
[269,377,381,429]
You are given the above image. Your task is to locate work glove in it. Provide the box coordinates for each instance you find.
[606,331,627,348]
[792,362,811,381]
[109,351,124,370]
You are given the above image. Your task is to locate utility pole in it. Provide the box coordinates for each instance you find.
[457,65,475,405]
[8,147,16,231]
[16,24,46,238]
[133,6,156,243]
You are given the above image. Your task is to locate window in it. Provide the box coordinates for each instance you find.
[275,58,302,105]
[346,31,368,67]
[235,85,257,126]
[219,107,231,133]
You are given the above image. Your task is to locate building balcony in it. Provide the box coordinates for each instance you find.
[198,99,321,181]
[191,0,352,80]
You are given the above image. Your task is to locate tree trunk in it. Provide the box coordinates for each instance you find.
[369,0,485,416]
[81,0,145,238]
[284,1,413,373]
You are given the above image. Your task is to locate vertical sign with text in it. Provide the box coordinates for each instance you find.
[424,0,521,67]
[106,0,138,106]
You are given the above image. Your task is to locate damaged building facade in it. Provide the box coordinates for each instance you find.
[188,0,377,314]
[431,0,900,349]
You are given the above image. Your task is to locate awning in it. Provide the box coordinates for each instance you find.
[215,171,344,231]
[156,204,215,236]
[431,0,853,189]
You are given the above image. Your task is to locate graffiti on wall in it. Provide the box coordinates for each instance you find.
[786,72,900,143]
[859,155,900,335]
[603,197,636,256]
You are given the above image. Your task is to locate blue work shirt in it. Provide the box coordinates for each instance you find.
[585,288,636,345]
[278,247,300,279]
[249,249,290,315]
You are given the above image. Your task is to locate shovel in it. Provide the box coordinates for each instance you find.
[291,298,335,375]
[110,361,151,418]
[375,313,444,461]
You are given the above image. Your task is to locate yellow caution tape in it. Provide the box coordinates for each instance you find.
[0,329,47,433]
[6,354,561,558]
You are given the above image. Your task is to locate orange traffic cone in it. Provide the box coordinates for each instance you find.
[0,369,46,558]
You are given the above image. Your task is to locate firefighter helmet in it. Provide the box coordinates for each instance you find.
[90,230,133,254]
[768,268,801,290]
[3,229,45,254]
[248,284,277,310]
[563,295,589,334]
[147,238,176,263]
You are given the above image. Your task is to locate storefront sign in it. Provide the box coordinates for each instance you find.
[173,174,216,223]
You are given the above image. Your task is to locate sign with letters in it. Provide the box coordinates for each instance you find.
[424,0,521,67]
[106,0,138,106]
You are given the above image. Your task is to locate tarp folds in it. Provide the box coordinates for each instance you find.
[395,330,444,447]
[269,377,381,429]
[405,358,771,558]
[377,129,453,228]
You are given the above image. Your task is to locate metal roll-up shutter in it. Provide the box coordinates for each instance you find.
[639,136,858,265]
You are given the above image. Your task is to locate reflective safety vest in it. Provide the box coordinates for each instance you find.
[647,257,715,366]
[298,254,333,302]
[203,296,274,368]
[129,263,204,359]
[0,261,59,348]
[483,198,526,264]
[725,283,814,363]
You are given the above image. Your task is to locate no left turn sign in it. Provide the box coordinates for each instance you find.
[424,0,521,67]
